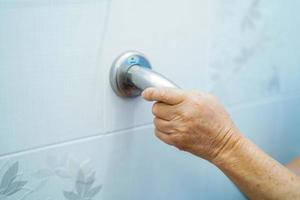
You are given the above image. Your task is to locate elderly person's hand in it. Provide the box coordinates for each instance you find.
[142,87,243,162]
[142,87,300,200]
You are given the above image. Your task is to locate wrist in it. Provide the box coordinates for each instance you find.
[211,130,250,168]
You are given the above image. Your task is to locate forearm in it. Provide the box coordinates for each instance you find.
[141,88,300,199]
[213,134,300,200]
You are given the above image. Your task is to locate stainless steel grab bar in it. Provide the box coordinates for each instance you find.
[110,51,178,97]
[127,65,178,90]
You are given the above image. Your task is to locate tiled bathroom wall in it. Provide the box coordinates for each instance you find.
[0,0,111,154]
[0,0,299,199]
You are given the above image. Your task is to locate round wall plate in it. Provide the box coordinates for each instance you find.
[109,51,152,97]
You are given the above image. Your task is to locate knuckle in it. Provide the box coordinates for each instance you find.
[174,124,188,133]
[154,119,164,130]
[177,110,186,118]
[154,129,160,137]
[154,129,163,138]
[180,111,193,121]
[170,109,182,120]
[172,112,188,123]
[152,104,158,115]
[153,118,159,127]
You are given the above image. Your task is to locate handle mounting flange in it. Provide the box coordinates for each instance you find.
[110,51,152,97]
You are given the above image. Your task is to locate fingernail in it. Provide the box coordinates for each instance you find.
[141,89,149,98]
[142,88,154,98]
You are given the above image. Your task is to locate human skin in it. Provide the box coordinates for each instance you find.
[142,87,300,200]
[287,158,300,176]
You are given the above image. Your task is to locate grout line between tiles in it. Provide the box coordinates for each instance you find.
[95,0,112,134]
[1,91,300,160]
[0,123,154,160]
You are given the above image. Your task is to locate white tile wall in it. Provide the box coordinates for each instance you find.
[0,0,110,154]
[1,93,299,200]
[0,0,300,199]
[101,0,213,132]
[208,0,300,106]
[0,127,245,200]
[229,94,300,163]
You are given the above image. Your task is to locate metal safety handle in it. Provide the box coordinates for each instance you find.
[110,51,178,97]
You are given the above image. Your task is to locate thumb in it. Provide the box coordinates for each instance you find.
[142,87,184,105]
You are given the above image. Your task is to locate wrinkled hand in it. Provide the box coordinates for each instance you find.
[142,87,243,162]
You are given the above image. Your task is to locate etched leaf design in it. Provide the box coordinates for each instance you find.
[75,170,85,196]
[62,166,102,200]
[86,172,95,185]
[84,172,95,192]
[4,180,27,196]
[0,162,19,191]
[86,185,101,198]
[63,191,80,200]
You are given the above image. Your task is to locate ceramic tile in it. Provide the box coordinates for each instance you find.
[0,126,245,200]
[0,0,111,154]
[277,96,300,163]
[1,95,299,199]
[1,1,300,199]
[208,0,300,106]
[229,94,300,163]
[102,0,214,132]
